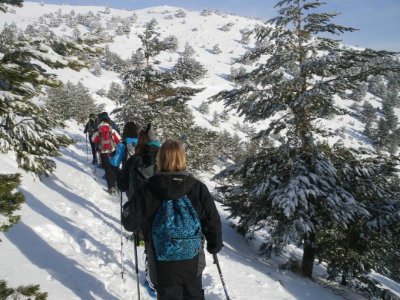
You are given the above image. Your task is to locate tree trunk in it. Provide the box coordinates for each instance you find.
[301,232,316,278]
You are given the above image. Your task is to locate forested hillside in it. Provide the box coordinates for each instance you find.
[1,1,399,299]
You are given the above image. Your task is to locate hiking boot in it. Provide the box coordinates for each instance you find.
[108,187,117,195]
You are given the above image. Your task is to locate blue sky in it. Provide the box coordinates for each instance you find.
[29,0,400,51]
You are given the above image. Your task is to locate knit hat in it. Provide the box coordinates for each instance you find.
[98,111,109,122]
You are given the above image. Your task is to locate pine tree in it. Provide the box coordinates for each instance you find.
[361,101,377,139]
[0,3,48,298]
[0,174,24,240]
[174,43,207,83]
[0,0,22,13]
[212,0,400,278]
[46,81,101,123]
[382,88,399,131]
[117,19,217,171]
[0,23,73,175]
[107,81,124,103]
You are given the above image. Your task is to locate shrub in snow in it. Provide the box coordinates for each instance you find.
[198,102,210,114]
[210,44,222,54]
[96,88,107,97]
[175,9,186,18]
[219,22,234,32]
[200,9,212,16]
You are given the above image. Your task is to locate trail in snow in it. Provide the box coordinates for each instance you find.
[1,128,349,299]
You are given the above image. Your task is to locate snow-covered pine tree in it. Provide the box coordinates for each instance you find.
[107,81,124,104]
[317,147,400,285]
[0,174,24,240]
[0,3,48,298]
[46,81,101,123]
[212,0,400,278]
[117,19,217,171]
[361,101,377,138]
[0,23,73,174]
[0,0,22,13]
[174,43,207,83]
[102,45,128,72]
[198,101,210,114]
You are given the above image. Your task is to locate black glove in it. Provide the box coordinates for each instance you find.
[207,242,223,254]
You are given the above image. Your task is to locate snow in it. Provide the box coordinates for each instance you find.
[0,122,353,299]
[1,1,399,299]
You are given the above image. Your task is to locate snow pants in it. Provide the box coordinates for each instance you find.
[156,274,204,300]
[155,251,206,300]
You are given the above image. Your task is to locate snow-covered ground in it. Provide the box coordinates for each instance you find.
[1,2,400,299]
[1,122,359,300]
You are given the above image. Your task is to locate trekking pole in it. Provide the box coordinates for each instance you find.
[120,191,124,279]
[213,254,230,300]
[85,133,89,162]
[133,232,141,300]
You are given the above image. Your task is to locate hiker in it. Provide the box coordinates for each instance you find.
[119,123,161,292]
[117,123,160,200]
[123,139,222,300]
[91,113,121,194]
[83,113,98,164]
[110,121,139,170]
[97,111,121,135]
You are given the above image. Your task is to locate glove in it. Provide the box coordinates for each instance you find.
[207,242,223,254]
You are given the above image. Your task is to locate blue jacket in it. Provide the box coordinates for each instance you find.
[109,137,138,167]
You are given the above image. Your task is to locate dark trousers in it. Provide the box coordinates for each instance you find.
[156,275,204,300]
[90,140,97,164]
[100,153,116,189]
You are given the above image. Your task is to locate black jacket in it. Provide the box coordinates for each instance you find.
[125,172,222,287]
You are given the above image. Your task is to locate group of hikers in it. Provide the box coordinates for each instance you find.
[83,112,223,300]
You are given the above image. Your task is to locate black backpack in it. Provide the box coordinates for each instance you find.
[121,150,157,232]
[127,152,157,200]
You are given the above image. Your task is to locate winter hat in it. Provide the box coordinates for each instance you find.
[145,123,157,141]
[98,111,109,122]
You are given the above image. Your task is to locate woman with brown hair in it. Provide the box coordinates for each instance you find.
[124,139,222,300]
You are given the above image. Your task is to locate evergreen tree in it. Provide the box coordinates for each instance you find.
[174,43,207,83]
[317,148,400,284]
[212,0,400,278]
[0,0,22,13]
[0,2,48,298]
[117,19,216,171]
[0,23,73,174]
[46,81,101,123]
[107,81,124,103]
[102,45,128,72]
[382,88,399,131]
[349,82,367,102]
[198,101,210,114]
[361,101,377,138]
[0,174,24,240]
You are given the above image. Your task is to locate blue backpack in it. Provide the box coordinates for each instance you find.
[152,195,202,261]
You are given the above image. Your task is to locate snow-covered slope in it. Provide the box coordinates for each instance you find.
[1,2,400,300]
[0,121,356,300]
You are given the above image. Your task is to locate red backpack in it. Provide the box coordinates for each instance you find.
[98,124,116,153]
